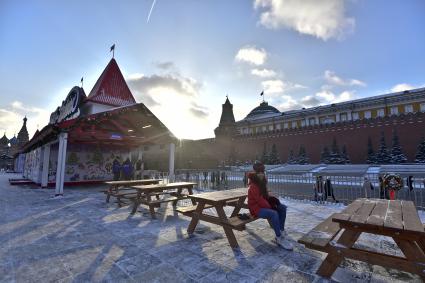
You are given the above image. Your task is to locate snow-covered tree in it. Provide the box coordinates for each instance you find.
[287,149,296,164]
[414,137,425,163]
[341,145,350,164]
[269,144,280,164]
[366,136,376,164]
[375,132,391,164]
[328,137,344,164]
[390,130,407,163]
[261,143,269,164]
[321,146,330,164]
[297,145,310,164]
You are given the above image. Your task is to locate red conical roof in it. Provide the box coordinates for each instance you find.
[87,58,136,107]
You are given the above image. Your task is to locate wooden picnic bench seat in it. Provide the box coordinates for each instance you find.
[298,199,364,252]
[226,214,258,231]
[175,199,242,214]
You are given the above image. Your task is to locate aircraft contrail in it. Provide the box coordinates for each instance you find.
[147,0,157,23]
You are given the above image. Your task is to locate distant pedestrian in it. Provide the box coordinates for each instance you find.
[362,177,373,198]
[221,171,226,185]
[112,158,121,181]
[203,171,208,184]
[243,172,248,187]
[122,158,133,180]
[324,177,337,202]
[378,176,388,199]
[314,176,324,202]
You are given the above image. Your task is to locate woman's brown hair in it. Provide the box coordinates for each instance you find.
[248,172,268,198]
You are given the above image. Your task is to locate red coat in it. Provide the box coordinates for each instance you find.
[248,182,271,217]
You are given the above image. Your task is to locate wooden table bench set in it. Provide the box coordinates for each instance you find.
[298,198,425,280]
[102,181,425,280]
[103,180,197,218]
[176,188,259,249]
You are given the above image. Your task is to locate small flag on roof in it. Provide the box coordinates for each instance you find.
[110,44,115,58]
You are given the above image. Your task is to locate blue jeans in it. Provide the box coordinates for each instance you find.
[257,203,287,237]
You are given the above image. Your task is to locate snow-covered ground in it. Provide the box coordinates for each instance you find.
[1,173,423,282]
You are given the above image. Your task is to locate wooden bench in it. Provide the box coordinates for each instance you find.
[298,199,363,252]
[175,199,241,216]
[225,214,258,231]
[130,182,197,217]
[103,179,162,204]
[299,199,425,280]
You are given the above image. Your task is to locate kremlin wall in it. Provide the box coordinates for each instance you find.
[159,88,425,169]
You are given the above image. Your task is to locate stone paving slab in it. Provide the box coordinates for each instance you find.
[0,173,422,283]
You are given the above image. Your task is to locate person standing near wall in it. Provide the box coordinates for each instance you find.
[112,158,121,181]
[122,158,133,180]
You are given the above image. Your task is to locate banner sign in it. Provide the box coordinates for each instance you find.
[50,87,85,124]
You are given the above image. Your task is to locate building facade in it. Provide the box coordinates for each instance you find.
[177,88,425,167]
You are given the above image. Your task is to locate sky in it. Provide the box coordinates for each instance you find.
[1,0,424,140]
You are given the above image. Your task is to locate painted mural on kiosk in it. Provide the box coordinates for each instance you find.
[48,143,130,183]
[23,147,42,183]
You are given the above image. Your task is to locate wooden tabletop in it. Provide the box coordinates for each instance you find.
[104,179,162,185]
[189,188,247,204]
[131,182,197,191]
[332,198,425,237]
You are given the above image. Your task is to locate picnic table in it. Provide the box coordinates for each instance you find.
[129,182,197,218]
[103,179,162,205]
[177,188,259,249]
[299,198,425,280]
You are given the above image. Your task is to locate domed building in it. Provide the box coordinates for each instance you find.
[244,101,281,120]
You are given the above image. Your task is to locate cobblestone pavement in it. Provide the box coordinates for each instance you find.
[0,173,422,282]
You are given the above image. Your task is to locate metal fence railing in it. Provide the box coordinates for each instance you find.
[171,169,425,210]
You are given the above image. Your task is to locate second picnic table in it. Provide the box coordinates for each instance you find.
[130,182,197,218]
[177,188,259,249]
[103,179,162,204]
[299,198,425,280]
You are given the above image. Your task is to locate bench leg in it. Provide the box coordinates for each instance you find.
[393,237,425,280]
[131,198,141,214]
[317,229,360,278]
[417,238,425,255]
[215,204,239,249]
[188,187,196,205]
[187,201,206,234]
[149,204,156,219]
[230,196,247,217]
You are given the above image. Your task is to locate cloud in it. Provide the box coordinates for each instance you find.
[278,95,302,111]
[254,0,355,41]
[126,68,211,138]
[189,102,209,119]
[155,61,175,70]
[316,89,354,103]
[0,101,50,139]
[261,79,307,95]
[235,46,267,65]
[390,83,415,93]
[324,70,366,87]
[251,68,277,78]
[127,72,202,107]
[300,95,321,107]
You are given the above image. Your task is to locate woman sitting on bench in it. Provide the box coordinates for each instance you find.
[247,162,293,250]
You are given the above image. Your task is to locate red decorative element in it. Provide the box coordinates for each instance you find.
[86,59,136,107]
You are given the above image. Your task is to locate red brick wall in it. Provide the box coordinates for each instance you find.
[233,112,425,164]
[176,112,425,168]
